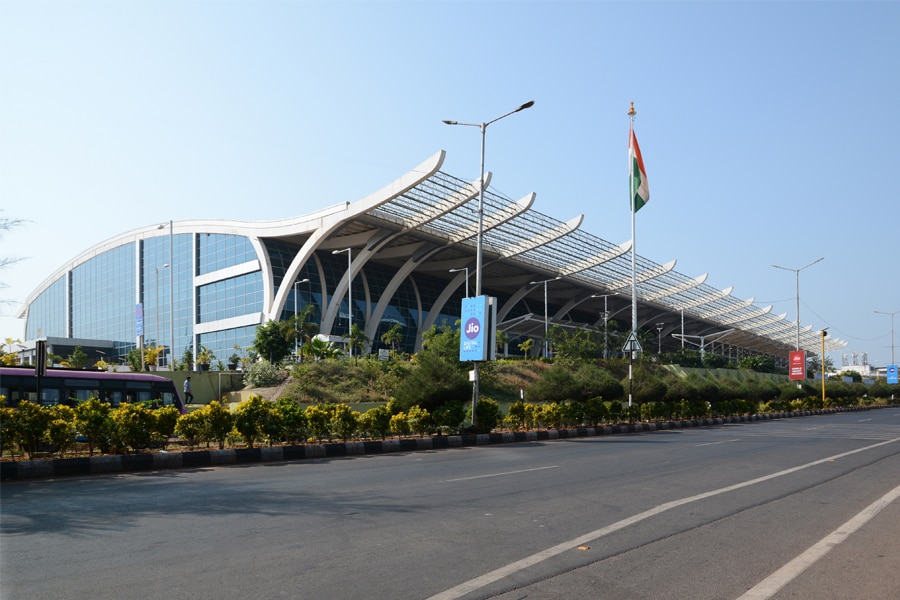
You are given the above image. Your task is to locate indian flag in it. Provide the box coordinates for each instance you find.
[630,128,650,213]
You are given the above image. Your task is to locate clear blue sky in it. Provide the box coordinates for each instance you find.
[1,1,897,367]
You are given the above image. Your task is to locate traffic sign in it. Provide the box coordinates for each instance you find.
[622,332,642,353]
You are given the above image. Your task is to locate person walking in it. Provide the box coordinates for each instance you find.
[183,376,194,405]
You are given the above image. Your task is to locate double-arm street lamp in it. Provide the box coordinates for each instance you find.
[332,248,352,359]
[443,100,534,424]
[875,309,898,365]
[530,276,561,359]
[772,257,824,350]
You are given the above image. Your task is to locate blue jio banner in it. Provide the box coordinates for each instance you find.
[888,365,899,385]
[460,295,489,361]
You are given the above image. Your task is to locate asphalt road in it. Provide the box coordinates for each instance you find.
[2,410,900,600]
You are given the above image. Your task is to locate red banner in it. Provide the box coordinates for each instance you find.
[789,350,807,380]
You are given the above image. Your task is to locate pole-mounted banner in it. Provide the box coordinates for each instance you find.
[460,295,496,362]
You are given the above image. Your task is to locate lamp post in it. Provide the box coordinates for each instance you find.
[158,221,174,369]
[155,264,169,368]
[657,322,665,354]
[821,328,828,406]
[332,248,352,359]
[591,294,614,359]
[443,100,534,425]
[772,257,824,350]
[449,267,470,298]
[294,278,310,357]
[530,276,561,359]
[874,309,898,365]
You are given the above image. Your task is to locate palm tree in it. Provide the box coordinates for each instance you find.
[302,337,341,361]
[349,323,369,364]
[287,303,319,353]
[380,323,404,355]
[518,338,534,359]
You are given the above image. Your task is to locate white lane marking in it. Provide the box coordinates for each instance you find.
[427,436,900,600]
[443,466,558,482]
[737,482,900,599]
[858,418,872,422]
[696,439,740,447]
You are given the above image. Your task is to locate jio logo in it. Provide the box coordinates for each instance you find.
[464,317,481,339]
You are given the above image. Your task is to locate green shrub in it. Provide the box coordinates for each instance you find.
[472,397,502,432]
[274,397,309,444]
[233,395,274,448]
[75,398,114,456]
[243,360,287,388]
[45,405,76,457]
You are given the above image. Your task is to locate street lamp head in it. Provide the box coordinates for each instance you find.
[296,278,310,284]
[332,248,351,255]
[442,119,457,125]
[516,100,535,112]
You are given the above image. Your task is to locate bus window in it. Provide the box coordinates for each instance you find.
[40,388,60,406]
[108,391,123,407]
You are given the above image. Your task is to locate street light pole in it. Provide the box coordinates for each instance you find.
[530,276,561,359]
[155,264,169,368]
[332,248,352,359]
[443,100,534,426]
[874,309,898,365]
[657,322,664,354]
[158,221,174,369]
[448,267,470,298]
[169,221,173,369]
[294,278,310,357]
[772,257,824,350]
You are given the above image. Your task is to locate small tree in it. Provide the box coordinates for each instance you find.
[154,405,181,445]
[330,403,359,441]
[201,400,234,449]
[112,403,156,452]
[142,345,165,369]
[360,404,392,440]
[253,320,293,364]
[182,348,194,372]
[174,410,206,450]
[518,338,534,359]
[473,397,502,432]
[1,406,22,458]
[380,323,404,355]
[274,397,309,444]
[233,395,272,448]
[74,398,114,456]
[348,322,369,364]
[67,345,90,369]
[406,405,432,437]
[390,412,411,438]
[45,405,77,457]
[126,348,143,372]
[15,400,52,457]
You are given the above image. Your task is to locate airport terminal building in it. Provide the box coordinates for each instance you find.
[16,150,845,368]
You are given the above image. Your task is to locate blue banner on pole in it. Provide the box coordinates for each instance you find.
[459,295,489,362]
[888,364,899,385]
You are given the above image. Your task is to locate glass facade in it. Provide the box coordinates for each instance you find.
[71,244,136,354]
[197,272,264,323]
[22,226,470,369]
[198,233,256,275]
[197,325,258,368]
[25,276,68,340]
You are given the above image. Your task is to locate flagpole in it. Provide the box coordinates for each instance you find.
[628,102,637,407]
